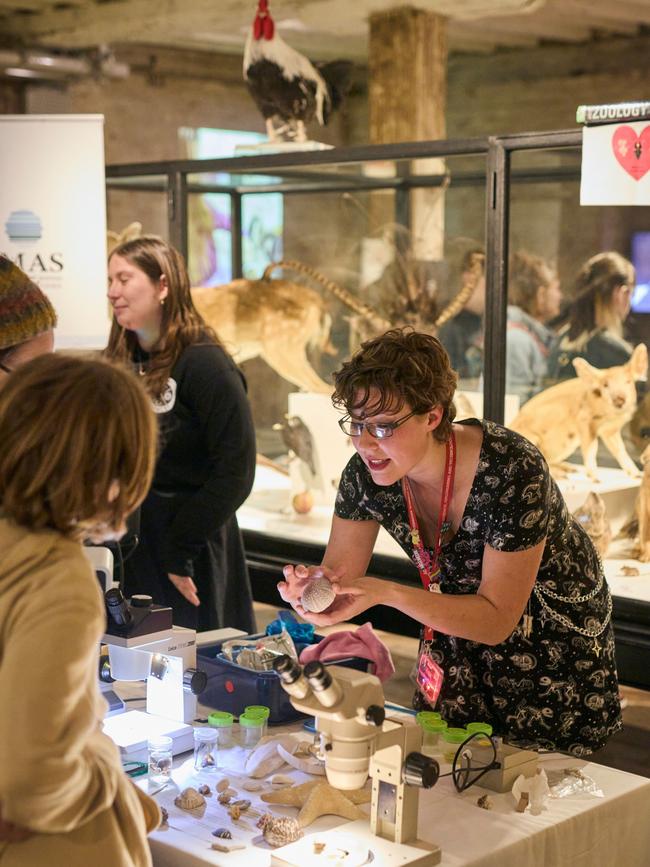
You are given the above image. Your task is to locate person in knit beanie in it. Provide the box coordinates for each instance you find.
[0,255,57,380]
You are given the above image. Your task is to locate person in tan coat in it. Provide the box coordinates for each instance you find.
[0,354,160,866]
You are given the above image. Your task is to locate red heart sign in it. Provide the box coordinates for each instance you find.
[611,125,650,181]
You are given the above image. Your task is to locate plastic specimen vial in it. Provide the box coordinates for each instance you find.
[441,727,469,763]
[193,726,219,771]
[208,710,234,748]
[420,718,448,755]
[244,705,270,737]
[239,712,265,748]
[148,735,173,784]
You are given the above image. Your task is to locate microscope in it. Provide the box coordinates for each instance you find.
[274,655,441,865]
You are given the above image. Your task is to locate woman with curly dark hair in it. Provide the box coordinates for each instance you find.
[278,328,621,756]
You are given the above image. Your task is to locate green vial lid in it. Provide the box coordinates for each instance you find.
[466,722,493,736]
[416,711,442,726]
[442,727,468,744]
[244,705,271,719]
[239,712,265,728]
[208,711,234,728]
[420,718,448,734]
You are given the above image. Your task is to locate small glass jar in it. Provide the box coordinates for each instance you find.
[193,726,219,771]
[441,727,469,763]
[208,711,234,748]
[420,718,448,755]
[148,735,173,784]
[244,705,271,738]
[239,712,265,748]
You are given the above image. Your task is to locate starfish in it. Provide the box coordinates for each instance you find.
[260,779,370,828]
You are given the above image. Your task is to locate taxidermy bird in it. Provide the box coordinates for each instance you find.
[273,415,316,477]
[243,0,352,142]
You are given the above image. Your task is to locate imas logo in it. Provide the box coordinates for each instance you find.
[5,210,42,242]
[3,210,64,277]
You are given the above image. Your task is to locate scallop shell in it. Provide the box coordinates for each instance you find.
[257,813,303,848]
[198,784,211,796]
[300,576,336,613]
[216,778,230,792]
[174,787,206,811]
[212,828,232,839]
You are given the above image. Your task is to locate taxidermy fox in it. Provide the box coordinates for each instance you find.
[510,343,648,481]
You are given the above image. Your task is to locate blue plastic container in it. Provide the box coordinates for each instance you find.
[197,633,369,724]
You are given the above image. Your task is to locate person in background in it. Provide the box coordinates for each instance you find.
[105,236,256,633]
[506,250,562,405]
[437,247,485,382]
[0,255,56,382]
[548,251,635,381]
[0,355,160,866]
[279,328,621,756]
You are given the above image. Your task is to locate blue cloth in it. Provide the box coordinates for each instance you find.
[265,609,315,646]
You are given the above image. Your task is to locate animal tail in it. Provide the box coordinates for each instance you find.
[263,260,392,332]
[316,60,354,122]
[434,250,485,329]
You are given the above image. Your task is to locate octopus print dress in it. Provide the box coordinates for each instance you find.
[334,418,621,755]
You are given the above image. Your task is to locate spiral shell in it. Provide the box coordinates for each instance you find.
[174,787,206,811]
[257,813,303,847]
[301,576,336,613]
[197,784,211,796]
[212,828,232,839]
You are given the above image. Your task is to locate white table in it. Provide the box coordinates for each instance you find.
[142,734,650,867]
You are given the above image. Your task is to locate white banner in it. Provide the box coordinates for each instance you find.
[581,121,650,206]
[0,115,109,348]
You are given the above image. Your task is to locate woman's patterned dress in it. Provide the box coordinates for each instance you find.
[334,418,621,755]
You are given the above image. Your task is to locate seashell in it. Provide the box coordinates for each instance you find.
[218,791,232,805]
[231,798,252,810]
[216,777,230,792]
[212,828,232,839]
[242,779,263,791]
[228,804,242,821]
[174,787,206,811]
[477,794,492,810]
[300,576,336,613]
[256,813,303,848]
[245,735,296,777]
[197,784,211,796]
[270,773,294,787]
[160,806,168,825]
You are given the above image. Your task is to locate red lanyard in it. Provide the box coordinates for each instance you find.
[402,431,456,641]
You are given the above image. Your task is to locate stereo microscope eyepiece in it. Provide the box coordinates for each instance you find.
[105,587,133,627]
[303,660,343,707]
[404,752,440,789]
[273,654,311,699]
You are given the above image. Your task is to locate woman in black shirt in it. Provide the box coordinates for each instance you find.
[106,236,256,632]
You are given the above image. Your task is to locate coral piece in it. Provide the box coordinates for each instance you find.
[245,735,296,778]
[277,741,326,776]
[211,840,246,852]
[197,784,211,796]
[212,828,232,839]
[257,813,303,848]
[174,787,206,811]
[477,794,492,810]
[301,576,336,613]
[261,780,369,827]
[512,768,550,816]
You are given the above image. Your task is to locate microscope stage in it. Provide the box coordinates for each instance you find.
[271,820,441,867]
[103,710,194,760]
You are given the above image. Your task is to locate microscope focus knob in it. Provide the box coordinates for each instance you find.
[183,668,208,695]
[365,704,386,727]
[404,752,440,789]
[130,594,153,608]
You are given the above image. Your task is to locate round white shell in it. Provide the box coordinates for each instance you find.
[301,576,336,613]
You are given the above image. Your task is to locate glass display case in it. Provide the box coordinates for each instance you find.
[106,130,650,687]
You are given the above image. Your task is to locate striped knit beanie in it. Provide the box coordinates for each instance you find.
[0,255,57,350]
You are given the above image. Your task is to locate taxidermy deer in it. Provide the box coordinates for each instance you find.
[510,343,648,481]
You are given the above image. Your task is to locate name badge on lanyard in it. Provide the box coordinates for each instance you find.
[402,431,456,706]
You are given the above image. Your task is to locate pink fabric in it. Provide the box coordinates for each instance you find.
[299,622,395,683]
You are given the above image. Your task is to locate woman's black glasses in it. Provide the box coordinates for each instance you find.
[452,732,501,792]
[338,410,417,439]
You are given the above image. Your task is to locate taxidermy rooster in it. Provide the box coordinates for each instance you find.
[243,0,352,142]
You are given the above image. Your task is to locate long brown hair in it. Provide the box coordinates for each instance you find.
[0,354,157,541]
[105,236,220,399]
[332,327,458,443]
[567,251,635,341]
